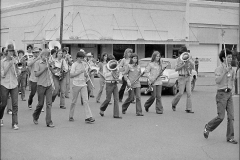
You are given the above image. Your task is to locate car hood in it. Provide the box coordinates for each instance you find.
[162,69,176,77]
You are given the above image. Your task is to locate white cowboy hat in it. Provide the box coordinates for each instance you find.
[86,52,93,57]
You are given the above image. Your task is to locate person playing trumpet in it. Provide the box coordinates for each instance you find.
[99,55,122,119]
[122,53,144,116]
[86,52,96,98]
[0,43,19,130]
[171,46,195,113]
[69,51,95,123]
[17,50,28,101]
[51,49,68,109]
[144,51,164,114]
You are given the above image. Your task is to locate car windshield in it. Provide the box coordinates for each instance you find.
[139,59,174,69]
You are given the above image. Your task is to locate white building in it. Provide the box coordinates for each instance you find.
[1,0,239,72]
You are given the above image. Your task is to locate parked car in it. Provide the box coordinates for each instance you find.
[139,58,197,95]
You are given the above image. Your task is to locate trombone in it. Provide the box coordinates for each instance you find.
[83,59,95,89]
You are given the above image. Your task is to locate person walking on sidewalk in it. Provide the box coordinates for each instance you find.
[203,49,238,144]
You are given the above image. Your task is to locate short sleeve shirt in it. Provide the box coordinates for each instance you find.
[145,62,162,86]
[34,60,52,87]
[123,64,141,88]
[70,61,88,86]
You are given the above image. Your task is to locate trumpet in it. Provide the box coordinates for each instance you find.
[17,55,28,69]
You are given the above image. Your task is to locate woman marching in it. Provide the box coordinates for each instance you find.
[96,53,108,103]
[122,53,144,116]
[51,50,68,109]
[144,51,164,114]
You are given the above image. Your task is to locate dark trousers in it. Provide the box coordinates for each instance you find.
[33,85,53,125]
[28,81,37,106]
[122,87,142,114]
[206,91,235,140]
[18,72,27,99]
[0,85,18,126]
[119,77,127,101]
[100,83,120,117]
[144,85,163,113]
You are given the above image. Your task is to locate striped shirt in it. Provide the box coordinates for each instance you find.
[175,57,194,75]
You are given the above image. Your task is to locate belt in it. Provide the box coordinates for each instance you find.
[218,88,231,93]
[179,74,189,77]
[106,80,118,84]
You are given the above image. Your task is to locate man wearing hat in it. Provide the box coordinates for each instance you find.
[27,47,41,110]
[171,46,195,113]
[17,49,28,101]
[0,43,19,130]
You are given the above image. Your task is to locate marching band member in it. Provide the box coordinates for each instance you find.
[118,48,133,102]
[0,43,19,130]
[69,51,95,123]
[99,55,122,119]
[32,49,55,128]
[144,51,164,114]
[51,50,68,109]
[171,46,194,113]
[62,47,73,98]
[203,49,238,144]
[96,53,108,103]
[27,47,41,110]
[17,50,28,101]
[122,53,144,116]
[86,52,96,98]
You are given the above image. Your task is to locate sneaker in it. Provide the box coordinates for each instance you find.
[7,110,12,115]
[28,105,32,110]
[47,123,55,128]
[85,117,95,123]
[13,124,19,130]
[227,139,238,144]
[41,108,44,112]
[33,119,38,125]
[69,117,74,121]
[60,106,66,109]
[172,105,176,111]
[203,124,209,139]
[1,119,3,126]
[109,102,112,105]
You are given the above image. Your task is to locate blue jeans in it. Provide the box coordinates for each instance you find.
[28,81,37,106]
[144,85,163,113]
[206,90,235,140]
[96,77,105,102]
[18,71,27,99]
[52,75,66,107]
[0,85,18,126]
[172,76,192,111]
[100,82,120,117]
[33,85,53,125]
[122,87,142,114]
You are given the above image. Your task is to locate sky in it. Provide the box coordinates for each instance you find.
[1,0,37,8]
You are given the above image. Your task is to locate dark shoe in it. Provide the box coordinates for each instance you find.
[96,100,100,103]
[203,124,209,139]
[33,119,38,125]
[85,117,95,123]
[60,106,66,109]
[185,110,194,113]
[113,116,122,119]
[99,111,104,117]
[136,113,144,116]
[227,139,238,144]
[122,111,126,114]
[90,95,95,98]
[65,95,69,98]
[47,123,55,128]
[172,106,176,111]
[156,112,163,114]
[145,107,149,112]
[69,117,74,121]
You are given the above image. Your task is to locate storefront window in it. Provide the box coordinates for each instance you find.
[113,44,135,60]
[145,44,165,58]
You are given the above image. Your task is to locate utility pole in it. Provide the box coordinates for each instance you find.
[59,0,64,48]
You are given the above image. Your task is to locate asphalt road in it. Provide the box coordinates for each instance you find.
[0,76,239,160]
